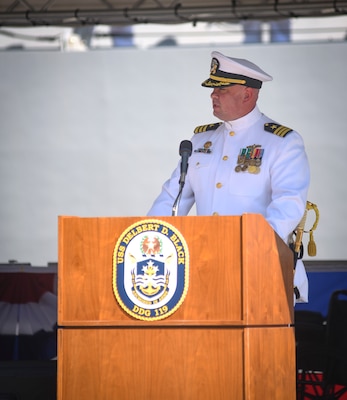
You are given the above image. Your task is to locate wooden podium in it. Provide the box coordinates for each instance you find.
[57,214,296,400]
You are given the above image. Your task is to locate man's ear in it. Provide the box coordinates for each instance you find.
[243,86,252,101]
[244,87,258,103]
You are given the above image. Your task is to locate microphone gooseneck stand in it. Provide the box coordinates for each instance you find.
[172,140,192,216]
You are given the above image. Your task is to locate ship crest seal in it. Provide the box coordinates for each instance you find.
[113,219,189,321]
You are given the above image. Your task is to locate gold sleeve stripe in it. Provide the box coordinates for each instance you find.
[194,122,222,134]
[264,123,293,137]
[274,126,292,137]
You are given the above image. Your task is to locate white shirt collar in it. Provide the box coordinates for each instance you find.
[224,106,262,131]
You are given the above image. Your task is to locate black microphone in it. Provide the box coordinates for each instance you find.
[172,140,193,216]
[179,140,193,186]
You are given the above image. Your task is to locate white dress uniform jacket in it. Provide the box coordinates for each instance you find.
[147,106,310,302]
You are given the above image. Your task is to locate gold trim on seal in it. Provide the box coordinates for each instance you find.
[112,219,190,322]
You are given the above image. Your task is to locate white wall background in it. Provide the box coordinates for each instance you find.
[1,42,346,264]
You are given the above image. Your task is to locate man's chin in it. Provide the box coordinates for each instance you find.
[213,109,222,119]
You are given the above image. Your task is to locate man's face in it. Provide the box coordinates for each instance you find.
[210,85,253,121]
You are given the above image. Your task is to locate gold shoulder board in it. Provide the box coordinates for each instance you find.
[194,122,222,134]
[264,123,293,138]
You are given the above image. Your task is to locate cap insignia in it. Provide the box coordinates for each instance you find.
[264,123,292,138]
[210,58,219,75]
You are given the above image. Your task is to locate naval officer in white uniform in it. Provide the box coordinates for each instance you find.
[147,51,310,303]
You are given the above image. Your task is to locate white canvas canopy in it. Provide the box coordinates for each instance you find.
[1,0,347,27]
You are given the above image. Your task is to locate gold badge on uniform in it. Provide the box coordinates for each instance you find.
[235,144,264,174]
[194,141,213,154]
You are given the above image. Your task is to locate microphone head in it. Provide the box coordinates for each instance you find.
[179,140,193,156]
